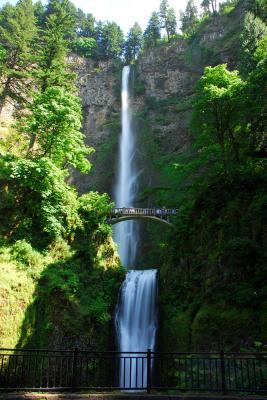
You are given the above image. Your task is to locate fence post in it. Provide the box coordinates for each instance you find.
[72,348,78,392]
[147,348,151,394]
[220,350,226,395]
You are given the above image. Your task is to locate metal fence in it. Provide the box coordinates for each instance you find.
[0,349,267,393]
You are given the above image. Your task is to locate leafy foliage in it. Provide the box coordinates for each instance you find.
[0,0,37,111]
[75,9,95,38]
[133,5,267,350]
[79,192,113,230]
[180,0,199,36]
[96,21,124,60]
[71,36,97,58]
[200,0,219,14]
[248,0,267,22]
[159,0,177,41]
[0,156,80,240]
[192,64,245,170]
[36,0,76,92]
[124,23,143,63]
[144,12,161,48]
[20,87,93,172]
[155,25,267,351]
[240,11,267,74]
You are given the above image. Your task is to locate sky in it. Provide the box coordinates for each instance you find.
[0,0,211,34]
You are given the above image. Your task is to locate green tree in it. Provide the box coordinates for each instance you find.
[102,21,124,60]
[219,1,239,15]
[211,0,218,13]
[45,0,76,29]
[192,65,244,170]
[248,0,267,21]
[241,57,267,157]
[124,22,143,63]
[0,0,37,112]
[78,191,113,232]
[200,0,219,15]
[143,12,161,48]
[0,156,80,240]
[71,36,97,58]
[76,9,95,38]
[81,13,95,37]
[254,35,267,61]
[180,0,198,36]
[96,21,124,60]
[33,0,45,28]
[240,12,267,74]
[200,0,211,15]
[36,0,76,92]
[159,0,177,41]
[22,87,93,172]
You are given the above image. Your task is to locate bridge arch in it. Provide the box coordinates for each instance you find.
[107,207,177,227]
[107,215,174,227]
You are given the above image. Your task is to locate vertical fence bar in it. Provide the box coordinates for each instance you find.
[220,350,226,395]
[71,348,78,392]
[147,349,151,394]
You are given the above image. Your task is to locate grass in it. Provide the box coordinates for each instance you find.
[0,259,35,348]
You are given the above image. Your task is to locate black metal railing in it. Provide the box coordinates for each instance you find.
[0,349,266,393]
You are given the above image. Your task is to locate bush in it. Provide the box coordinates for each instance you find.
[0,156,81,241]
[11,240,40,266]
[71,37,97,58]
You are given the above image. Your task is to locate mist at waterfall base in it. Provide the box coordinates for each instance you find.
[113,66,158,389]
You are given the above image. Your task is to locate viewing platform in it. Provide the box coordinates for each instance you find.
[108,208,178,226]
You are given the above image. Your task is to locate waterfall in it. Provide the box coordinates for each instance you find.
[113,66,139,269]
[113,66,158,390]
[115,270,158,388]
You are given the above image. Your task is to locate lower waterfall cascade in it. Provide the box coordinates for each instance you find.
[115,269,158,388]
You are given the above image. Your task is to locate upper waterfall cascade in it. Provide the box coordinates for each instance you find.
[113,66,139,269]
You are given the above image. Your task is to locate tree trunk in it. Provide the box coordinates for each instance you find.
[166,28,170,42]
[27,133,37,156]
[228,129,240,163]
[211,0,216,14]
[215,104,227,173]
[0,77,12,115]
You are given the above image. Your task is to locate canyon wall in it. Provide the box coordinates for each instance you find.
[72,4,243,202]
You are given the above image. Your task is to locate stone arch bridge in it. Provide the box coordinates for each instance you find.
[107,207,178,227]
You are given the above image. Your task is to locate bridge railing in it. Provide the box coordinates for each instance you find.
[109,208,178,218]
[0,348,267,393]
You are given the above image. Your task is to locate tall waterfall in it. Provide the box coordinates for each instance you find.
[113,66,139,269]
[114,66,158,390]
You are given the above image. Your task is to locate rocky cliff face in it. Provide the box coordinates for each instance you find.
[73,5,243,201]
[67,55,122,195]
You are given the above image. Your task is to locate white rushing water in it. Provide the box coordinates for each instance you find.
[115,269,158,389]
[113,66,139,269]
[114,66,158,390]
